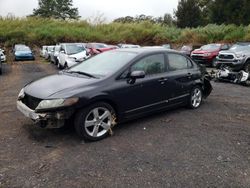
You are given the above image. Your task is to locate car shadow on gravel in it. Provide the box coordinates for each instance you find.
[22,105,195,144]
[22,122,78,143]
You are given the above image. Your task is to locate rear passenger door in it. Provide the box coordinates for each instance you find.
[165,53,195,104]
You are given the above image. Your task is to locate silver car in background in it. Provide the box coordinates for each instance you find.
[40,46,47,57]
[50,45,60,65]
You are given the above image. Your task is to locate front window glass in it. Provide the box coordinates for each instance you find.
[70,51,137,77]
[131,54,165,75]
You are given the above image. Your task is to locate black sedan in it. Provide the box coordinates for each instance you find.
[17,48,212,141]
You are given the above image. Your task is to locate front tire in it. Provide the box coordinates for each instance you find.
[57,62,62,69]
[64,62,68,69]
[188,86,203,109]
[74,102,116,141]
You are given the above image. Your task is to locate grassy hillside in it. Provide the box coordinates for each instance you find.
[0,17,250,47]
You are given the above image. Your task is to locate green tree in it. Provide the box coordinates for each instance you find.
[175,0,203,28]
[32,0,80,20]
[209,0,250,25]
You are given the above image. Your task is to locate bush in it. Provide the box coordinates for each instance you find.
[0,17,249,47]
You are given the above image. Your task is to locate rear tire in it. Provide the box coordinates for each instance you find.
[188,86,203,109]
[74,102,116,141]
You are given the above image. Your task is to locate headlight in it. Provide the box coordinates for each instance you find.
[67,57,76,61]
[36,98,79,110]
[18,88,25,99]
[236,54,245,59]
[76,57,84,62]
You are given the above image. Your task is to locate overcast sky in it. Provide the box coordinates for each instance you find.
[0,0,178,21]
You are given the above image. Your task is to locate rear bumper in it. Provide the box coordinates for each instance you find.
[15,55,35,61]
[17,100,74,128]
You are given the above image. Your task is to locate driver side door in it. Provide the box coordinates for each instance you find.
[113,53,169,118]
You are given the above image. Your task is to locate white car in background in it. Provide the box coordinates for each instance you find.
[0,49,6,62]
[44,46,55,60]
[40,46,47,57]
[0,49,6,75]
[57,43,90,69]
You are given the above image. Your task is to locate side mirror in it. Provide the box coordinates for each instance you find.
[127,71,145,84]
[130,71,145,79]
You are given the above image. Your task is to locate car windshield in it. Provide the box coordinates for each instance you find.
[162,44,171,49]
[66,44,86,55]
[201,44,221,51]
[230,44,250,52]
[92,43,108,48]
[69,51,137,77]
[18,47,31,52]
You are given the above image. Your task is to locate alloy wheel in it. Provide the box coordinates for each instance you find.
[191,88,202,108]
[84,107,112,138]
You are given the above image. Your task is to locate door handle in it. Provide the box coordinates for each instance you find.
[158,77,168,83]
[187,73,193,78]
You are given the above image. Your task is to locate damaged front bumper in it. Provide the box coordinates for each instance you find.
[17,100,74,128]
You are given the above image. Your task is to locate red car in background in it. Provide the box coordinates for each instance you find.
[191,43,230,67]
[86,43,117,56]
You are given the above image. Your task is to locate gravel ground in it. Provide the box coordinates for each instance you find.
[0,61,250,188]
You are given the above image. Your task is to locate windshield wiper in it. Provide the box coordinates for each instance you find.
[66,71,98,78]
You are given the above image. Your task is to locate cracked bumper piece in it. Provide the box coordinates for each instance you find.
[17,101,73,128]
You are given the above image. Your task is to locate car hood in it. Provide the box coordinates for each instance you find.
[192,49,218,54]
[24,73,100,99]
[219,49,250,56]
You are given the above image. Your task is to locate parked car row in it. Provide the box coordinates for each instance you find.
[178,42,250,72]
[41,43,119,69]
[0,48,6,74]
[40,43,174,70]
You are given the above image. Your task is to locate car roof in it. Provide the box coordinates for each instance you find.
[236,42,250,46]
[114,48,178,54]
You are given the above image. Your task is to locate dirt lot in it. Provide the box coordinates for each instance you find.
[0,61,250,188]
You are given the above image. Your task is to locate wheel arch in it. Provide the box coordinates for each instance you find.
[244,57,250,65]
[76,95,120,119]
[193,79,212,98]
